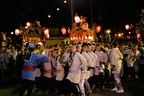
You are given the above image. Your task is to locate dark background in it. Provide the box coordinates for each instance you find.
[0,0,143,35]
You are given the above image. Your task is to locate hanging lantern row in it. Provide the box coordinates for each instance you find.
[44,29,50,39]
[44,29,49,35]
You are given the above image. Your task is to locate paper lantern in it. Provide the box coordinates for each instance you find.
[96,25,101,33]
[82,23,89,30]
[74,16,80,23]
[137,34,140,38]
[15,29,20,35]
[125,24,130,30]
[44,29,49,35]
[61,27,67,35]
[46,34,50,39]
[26,22,31,27]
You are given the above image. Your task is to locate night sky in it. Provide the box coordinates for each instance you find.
[0,0,143,35]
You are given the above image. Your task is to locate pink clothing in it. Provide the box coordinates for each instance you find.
[43,56,53,78]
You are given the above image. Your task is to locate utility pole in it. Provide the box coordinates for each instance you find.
[71,0,74,29]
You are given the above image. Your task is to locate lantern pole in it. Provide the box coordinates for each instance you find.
[71,0,74,29]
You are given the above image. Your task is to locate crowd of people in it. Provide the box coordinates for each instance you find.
[0,38,144,96]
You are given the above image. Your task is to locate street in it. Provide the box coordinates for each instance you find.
[0,78,143,96]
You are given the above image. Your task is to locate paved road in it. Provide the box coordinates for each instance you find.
[31,78,144,96]
[0,78,143,96]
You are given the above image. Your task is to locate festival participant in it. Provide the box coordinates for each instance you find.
[51,48,65,95]
[109,41,124,93]
[42,49,53,95]
[87,43,97,90]
[19,44,48,96]
[122,44,140,79]
[9,46,18,79]
[63,43,87,96]
[77,43,87,96]
[81,42,93,95]
[94,43,105,92]
[0,47,9,82]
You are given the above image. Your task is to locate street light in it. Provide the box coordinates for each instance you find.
[57,8,60,11]
[11,32,14,35]
[118,33,121,37]
[64,0,67,4]
[48,15,51,18]
[107,29,111,34]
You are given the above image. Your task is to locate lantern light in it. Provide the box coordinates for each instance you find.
[137,34,140,38]
[88,36,92,40]
[11,32,14,35]
[74,16,80,23]
[25,26,28,29]
[15,29,20,35]
[118,33,121,37]
[44,29,49,35]
[48,15,51,18]
[125,24,130,30]
[82,23,89,30]
[26,22,31,27]
[96,25,101,33]
[64,0,67,3]
[61,27,67,35]
[46,34,50,39]
[57,8,60,11]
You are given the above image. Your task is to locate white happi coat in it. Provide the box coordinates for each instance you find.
[63,52,87,84]
[81,52,92,79]
[95,51,104,75]
[122,49,140,67]
[87,52,96,77]
[55,56,65,81]
[110,48,123,74]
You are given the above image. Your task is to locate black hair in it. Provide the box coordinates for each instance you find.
[82,42,87,47]
[29,48,35,52]
[112,40,118,48]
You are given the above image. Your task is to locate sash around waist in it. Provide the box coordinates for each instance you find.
[22,66,35,71]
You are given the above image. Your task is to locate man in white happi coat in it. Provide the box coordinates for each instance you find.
[63,43,87,96]
[108,41,124,93]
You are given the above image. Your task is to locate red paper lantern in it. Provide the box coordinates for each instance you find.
[74,16,80,23]
[137,34,140,38]
[125,24,130,30]
[26,22,31,28]
[96,25,101,33]
[61,27,67,35]
[46,34,50,39]
[44,29,49,35]
[15,29,20,35]
[82,23,89,30]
